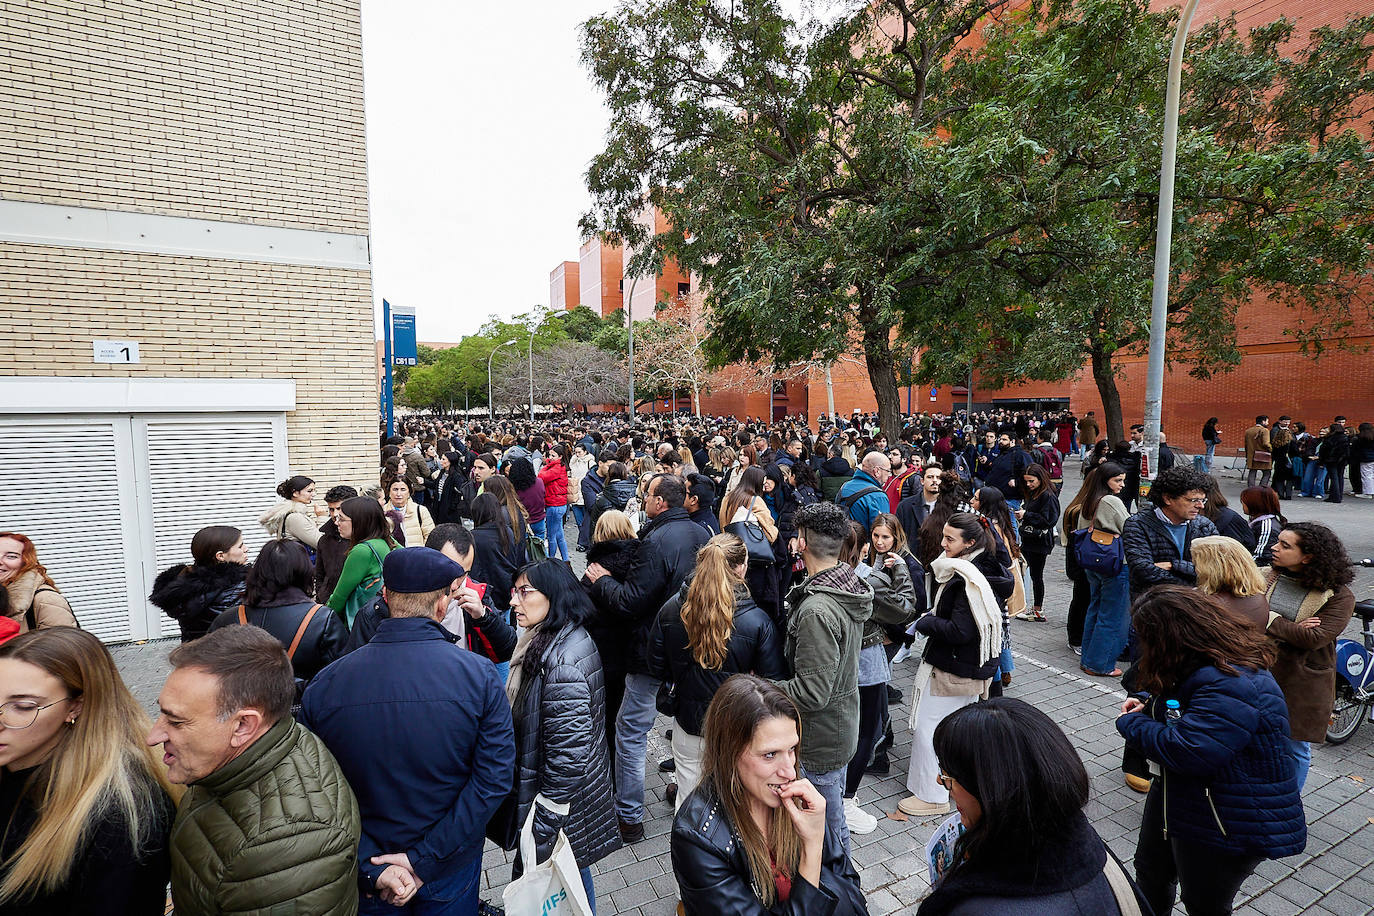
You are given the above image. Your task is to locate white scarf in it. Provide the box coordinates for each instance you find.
[928,551,1003,669]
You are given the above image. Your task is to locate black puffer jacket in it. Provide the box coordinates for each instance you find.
[207,588,348,683]
[672,783,868,916]
[583,537,644,675]
[149,562,248,643]
[1122,508,1219,598]
[589,477,637,532]
[509,624,621,869]
[917,550,1013,680]
[646,583,786,735]
[589,508,710,674]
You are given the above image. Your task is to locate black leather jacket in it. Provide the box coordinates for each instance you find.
[150,562,248,643]
[646,584,786,735]
[671,784,868,916]
[208,589,347,683]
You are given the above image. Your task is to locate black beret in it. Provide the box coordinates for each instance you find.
[382,547,464,594]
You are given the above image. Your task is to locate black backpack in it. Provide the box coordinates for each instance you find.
[837,485,884,514]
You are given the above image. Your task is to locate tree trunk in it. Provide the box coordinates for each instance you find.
[1090,343,1125,446]
[692,382,700,417]
[859,303,902,444]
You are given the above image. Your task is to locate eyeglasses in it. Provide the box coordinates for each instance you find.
[0,698,72,729]
[510,585,541,601]
[936,771,954,790]
[1183,497,1207,505]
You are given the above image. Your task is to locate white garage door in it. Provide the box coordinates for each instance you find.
[0,419,143,641]
[139,417,283,639]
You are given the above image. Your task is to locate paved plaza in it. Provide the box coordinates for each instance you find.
[116,467,1374,916]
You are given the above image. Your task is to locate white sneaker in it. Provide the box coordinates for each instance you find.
[843,797,879,835]
[1069,643,1083,656]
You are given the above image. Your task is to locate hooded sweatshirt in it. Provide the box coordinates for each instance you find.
[775,562,873,773]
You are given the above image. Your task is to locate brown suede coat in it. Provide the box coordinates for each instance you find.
[1265,579,1355,742]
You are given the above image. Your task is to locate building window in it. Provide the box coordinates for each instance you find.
[677,282,691,298]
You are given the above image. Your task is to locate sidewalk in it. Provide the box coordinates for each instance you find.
[115,470,1374,915]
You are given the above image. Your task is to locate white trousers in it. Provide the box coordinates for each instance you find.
[672,718,706,812]
[906,693,978,803]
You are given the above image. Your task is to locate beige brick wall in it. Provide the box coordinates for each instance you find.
[0,242,376,489]
[0,0,368,234]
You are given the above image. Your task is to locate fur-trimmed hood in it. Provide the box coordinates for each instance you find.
[149,562,248,622]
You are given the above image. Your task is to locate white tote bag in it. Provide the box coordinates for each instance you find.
[502,796,593,916]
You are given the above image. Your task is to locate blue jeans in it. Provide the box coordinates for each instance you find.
[614,673,660,824]
[1082,567,1131,674]
[805,765,851,860]
[581,866,596,914]
[1302,462,1326,496]
[1005,498,1022,538]
[1203,441,1216,473]
[529,518,547,540]
[1290,738,1311,791]
[545,504,570,561]
[571,504,589,549]
[359,852,480,915]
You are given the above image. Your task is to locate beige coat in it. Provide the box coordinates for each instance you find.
[5,570,78,632]
[1244,424,1272,468]
[259,500,324,548]
[386,498,434,548]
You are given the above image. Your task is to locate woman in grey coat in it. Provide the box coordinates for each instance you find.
[505,558,621,911]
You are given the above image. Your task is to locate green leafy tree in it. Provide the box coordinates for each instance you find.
[909,1,1374,443]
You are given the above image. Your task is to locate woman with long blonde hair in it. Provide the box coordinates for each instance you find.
[671,674,866,914]
[0,628,176,912]
[1192,535,1270,629]
[646,535,785,810]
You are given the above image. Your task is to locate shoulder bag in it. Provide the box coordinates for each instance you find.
[1071,525,1124,577]
[725,518,774,565]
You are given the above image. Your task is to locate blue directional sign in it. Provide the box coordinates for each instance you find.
[392,305,417,366]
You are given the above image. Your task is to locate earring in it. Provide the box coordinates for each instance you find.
[66,717,76,726]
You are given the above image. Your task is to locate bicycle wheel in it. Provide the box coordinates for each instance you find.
[1326,684,1366,745]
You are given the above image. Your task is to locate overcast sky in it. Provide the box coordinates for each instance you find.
[360,0,847,344]
[361,0,617,342]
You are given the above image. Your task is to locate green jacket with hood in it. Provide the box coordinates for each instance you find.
[775,563,874,773]
[169,717,361,916]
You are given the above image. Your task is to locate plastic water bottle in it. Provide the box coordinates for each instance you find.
[1165,699,1181,723]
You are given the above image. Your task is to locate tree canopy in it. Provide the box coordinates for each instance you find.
[580,0,1374,442]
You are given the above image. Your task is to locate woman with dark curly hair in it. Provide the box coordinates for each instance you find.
[1264,521,1356,789]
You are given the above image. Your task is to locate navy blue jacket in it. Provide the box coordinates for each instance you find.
[1117,664,1306,858]
[300,617,515,887]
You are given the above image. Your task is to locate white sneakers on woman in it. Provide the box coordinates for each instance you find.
[843,797,879,834]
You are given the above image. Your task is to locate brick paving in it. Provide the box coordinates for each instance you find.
[116,468,1374,915]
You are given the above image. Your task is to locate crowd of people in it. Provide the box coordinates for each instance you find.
[0,404,1365,916]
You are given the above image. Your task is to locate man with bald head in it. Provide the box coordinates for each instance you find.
[837,450,892,533]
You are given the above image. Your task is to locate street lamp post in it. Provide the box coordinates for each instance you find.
[488,338,518,420]
[624,275,641,422]
[529,309,572,421]
[1142,0,1202,489]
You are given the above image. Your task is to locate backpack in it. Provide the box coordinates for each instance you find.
[1036,444,1063,480]
[837,485,884,514]
[953,453,971,482]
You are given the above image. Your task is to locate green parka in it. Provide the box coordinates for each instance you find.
[169,717,361,916]
[775,563,873,774]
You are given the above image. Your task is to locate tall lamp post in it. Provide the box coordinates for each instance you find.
[1142,0,1202,490]
[488,338,518,420]
[624,275,641,422]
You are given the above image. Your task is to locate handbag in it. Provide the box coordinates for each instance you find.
[1254,449,1272,466]
[1071,526,1124,577]
[725,519,774,565]
[1020,524,1054,554]
[503,798,593,916]
[525,529,548,563]
[342,543,386,628]
[1006,556,1028,617]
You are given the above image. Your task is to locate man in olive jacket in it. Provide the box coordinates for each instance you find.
[149,625,361,916]
[774,502,873,859]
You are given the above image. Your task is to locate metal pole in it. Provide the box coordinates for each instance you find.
[1143,0,1202,489]
[383,298,394,438]
[966,364,973,419]
[488,338,517,421]
[528,326,535,422]
[825,363,835,417]
[625,275,640,421]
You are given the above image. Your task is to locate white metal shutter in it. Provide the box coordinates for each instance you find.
[0,420,139,640]
[141,417,282,638]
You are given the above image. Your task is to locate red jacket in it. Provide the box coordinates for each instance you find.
[538,460,569,507]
